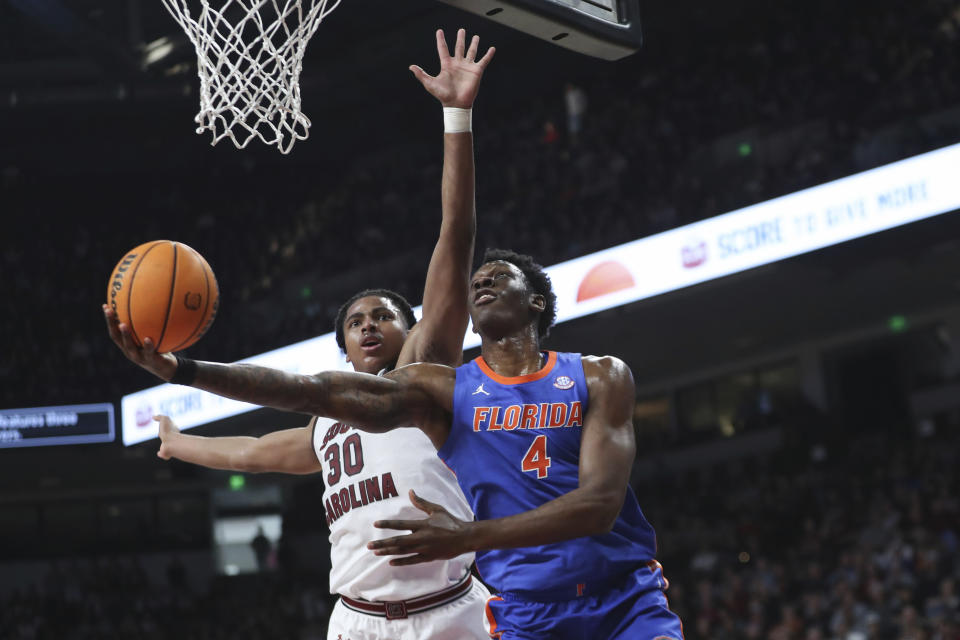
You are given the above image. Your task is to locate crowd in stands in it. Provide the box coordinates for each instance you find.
[647,422,960,639]
[2,413,957,639]
[2,0,959,408]
[1,558,331,640]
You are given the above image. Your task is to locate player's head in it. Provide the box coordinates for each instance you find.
[469,248,557,343]
[335,289,417,374]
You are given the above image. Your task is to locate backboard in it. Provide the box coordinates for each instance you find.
[437,0,642,60]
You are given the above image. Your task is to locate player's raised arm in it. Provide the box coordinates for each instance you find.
[103,304,450,433]
[155,415,323,474]
[398,28,495,368]
[367,356,637,563]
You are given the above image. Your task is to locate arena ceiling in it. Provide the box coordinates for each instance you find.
[0,0,594,118]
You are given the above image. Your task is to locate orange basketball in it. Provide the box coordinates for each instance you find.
[107,240,219,353]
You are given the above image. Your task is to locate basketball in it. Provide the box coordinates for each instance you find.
[107,240,219,353]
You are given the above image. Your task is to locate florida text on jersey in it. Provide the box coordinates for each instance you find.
[440,351,663,595]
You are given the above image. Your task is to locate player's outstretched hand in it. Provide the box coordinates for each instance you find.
[155,415,180,460]
[368,489,473,565]
[103,304,177,381]
[410,28,495,109]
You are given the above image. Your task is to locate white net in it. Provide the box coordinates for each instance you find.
[161,0,342,153]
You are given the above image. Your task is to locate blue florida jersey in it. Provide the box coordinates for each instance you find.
[439,351,658,595]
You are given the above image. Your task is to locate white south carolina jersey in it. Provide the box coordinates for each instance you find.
[312,416,475,601]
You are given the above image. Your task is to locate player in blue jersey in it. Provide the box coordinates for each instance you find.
[105,248,684,639]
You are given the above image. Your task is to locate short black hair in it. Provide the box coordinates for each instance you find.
[480,248,557,341]
[334,288,417,353]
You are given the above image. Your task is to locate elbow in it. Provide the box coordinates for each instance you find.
[240,461,267,474]
[230,446,263,473]
[585,493,623,536]
[589,514,617,536]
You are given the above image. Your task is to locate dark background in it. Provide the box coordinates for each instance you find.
[1,0,959,638]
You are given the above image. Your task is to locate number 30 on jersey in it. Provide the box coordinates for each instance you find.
[521,435,551,479]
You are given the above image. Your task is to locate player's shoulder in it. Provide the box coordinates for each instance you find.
[580,354,634,385]
[580,354,629,372]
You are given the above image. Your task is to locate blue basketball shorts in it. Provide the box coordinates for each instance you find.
[482,563,684,640]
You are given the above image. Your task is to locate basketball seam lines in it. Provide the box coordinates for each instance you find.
[169,247,212,353]
[126,241,163,347]
[156,242,178,350]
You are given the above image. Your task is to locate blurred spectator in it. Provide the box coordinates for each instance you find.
[563,82,588,142]
[251,526,273,573]
[541,119,560,144]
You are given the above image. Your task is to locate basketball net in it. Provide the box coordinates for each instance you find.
[161,0,342,154]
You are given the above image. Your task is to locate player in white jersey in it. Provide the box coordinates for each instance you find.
[146,28,495,640]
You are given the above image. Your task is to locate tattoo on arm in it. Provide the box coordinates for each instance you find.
[194,361,318,414]
[191,361,423,431]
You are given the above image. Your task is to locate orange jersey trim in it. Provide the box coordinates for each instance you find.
[647,559,671,590]
[653,559,685,639]
[440,459,458,477]
[484,595,505,639]
[475,351,558,385]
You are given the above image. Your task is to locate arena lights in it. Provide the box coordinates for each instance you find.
[121,142,960,445]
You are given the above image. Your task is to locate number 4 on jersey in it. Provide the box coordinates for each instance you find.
[521,435,551,479]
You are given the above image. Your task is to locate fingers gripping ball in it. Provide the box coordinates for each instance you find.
[107,240,219,353]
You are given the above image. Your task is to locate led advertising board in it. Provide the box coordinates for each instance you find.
[1,403,115,448]
[122,141,960,444]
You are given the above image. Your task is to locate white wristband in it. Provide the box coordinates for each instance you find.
[443,107,472,133]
